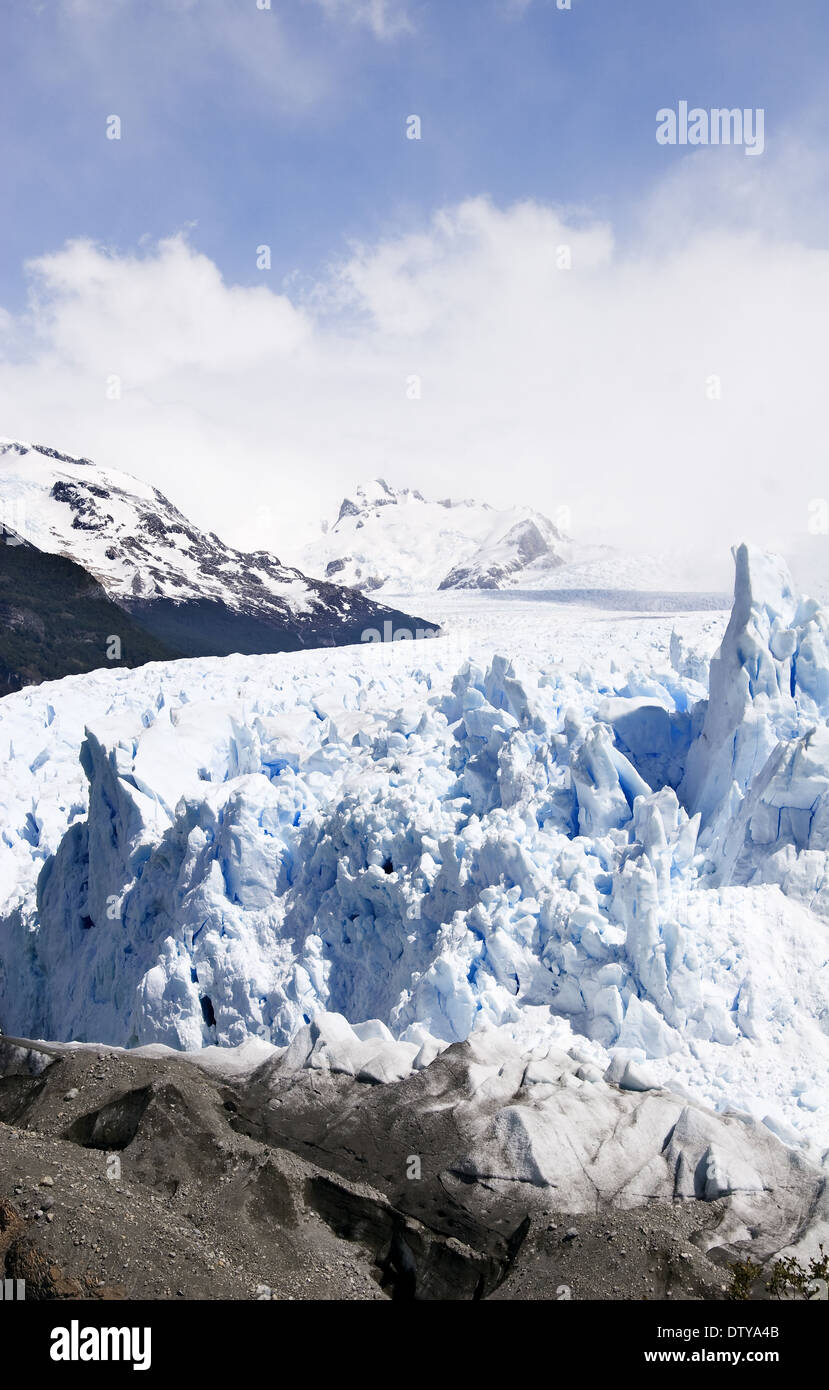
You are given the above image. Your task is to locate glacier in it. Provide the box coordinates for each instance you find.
[0,544,828,1162]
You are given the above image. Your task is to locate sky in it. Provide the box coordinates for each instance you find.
[3,0,829,584]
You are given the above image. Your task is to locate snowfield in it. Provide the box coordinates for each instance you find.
[1,546,828,1172]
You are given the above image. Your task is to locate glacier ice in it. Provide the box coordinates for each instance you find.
[0,546,828,1157]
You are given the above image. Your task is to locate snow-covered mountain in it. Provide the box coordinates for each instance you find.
[301,478,689,596]
[302,479,568,594]
[1,438,305,608]
[0,440,436,665]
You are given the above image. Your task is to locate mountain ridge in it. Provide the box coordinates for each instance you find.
[304,478,568,595]
[0,440,438,687]
[303,477,696,597]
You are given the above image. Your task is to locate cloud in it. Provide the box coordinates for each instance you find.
[33,1,341,118]
[3,166,829,585]
[24,236,309,379]
[308,0,414,40]
[53,0,414,43]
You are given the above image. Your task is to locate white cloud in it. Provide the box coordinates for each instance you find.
[54,0,414,43]
[3,171,829,586]
[309,0,414,40]
[40,0,332,116]
[25,236,309,379]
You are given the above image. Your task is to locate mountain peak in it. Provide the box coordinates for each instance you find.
[304,481,568,595]
[0,438,96,469]
[336,478,427,524]
[0,436,439,678]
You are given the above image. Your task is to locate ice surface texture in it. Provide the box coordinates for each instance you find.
[0,545,827,1152]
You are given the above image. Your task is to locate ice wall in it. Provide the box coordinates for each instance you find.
[1,550,828,1149]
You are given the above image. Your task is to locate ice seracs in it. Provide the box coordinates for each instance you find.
[0,544,827,1160]
[682,543,829,898]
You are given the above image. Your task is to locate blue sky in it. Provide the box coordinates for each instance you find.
[3,0,827,305]
[3,0,829,580]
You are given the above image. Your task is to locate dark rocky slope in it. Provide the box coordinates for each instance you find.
[1,1035,813,1302]
[0,535,179,693]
